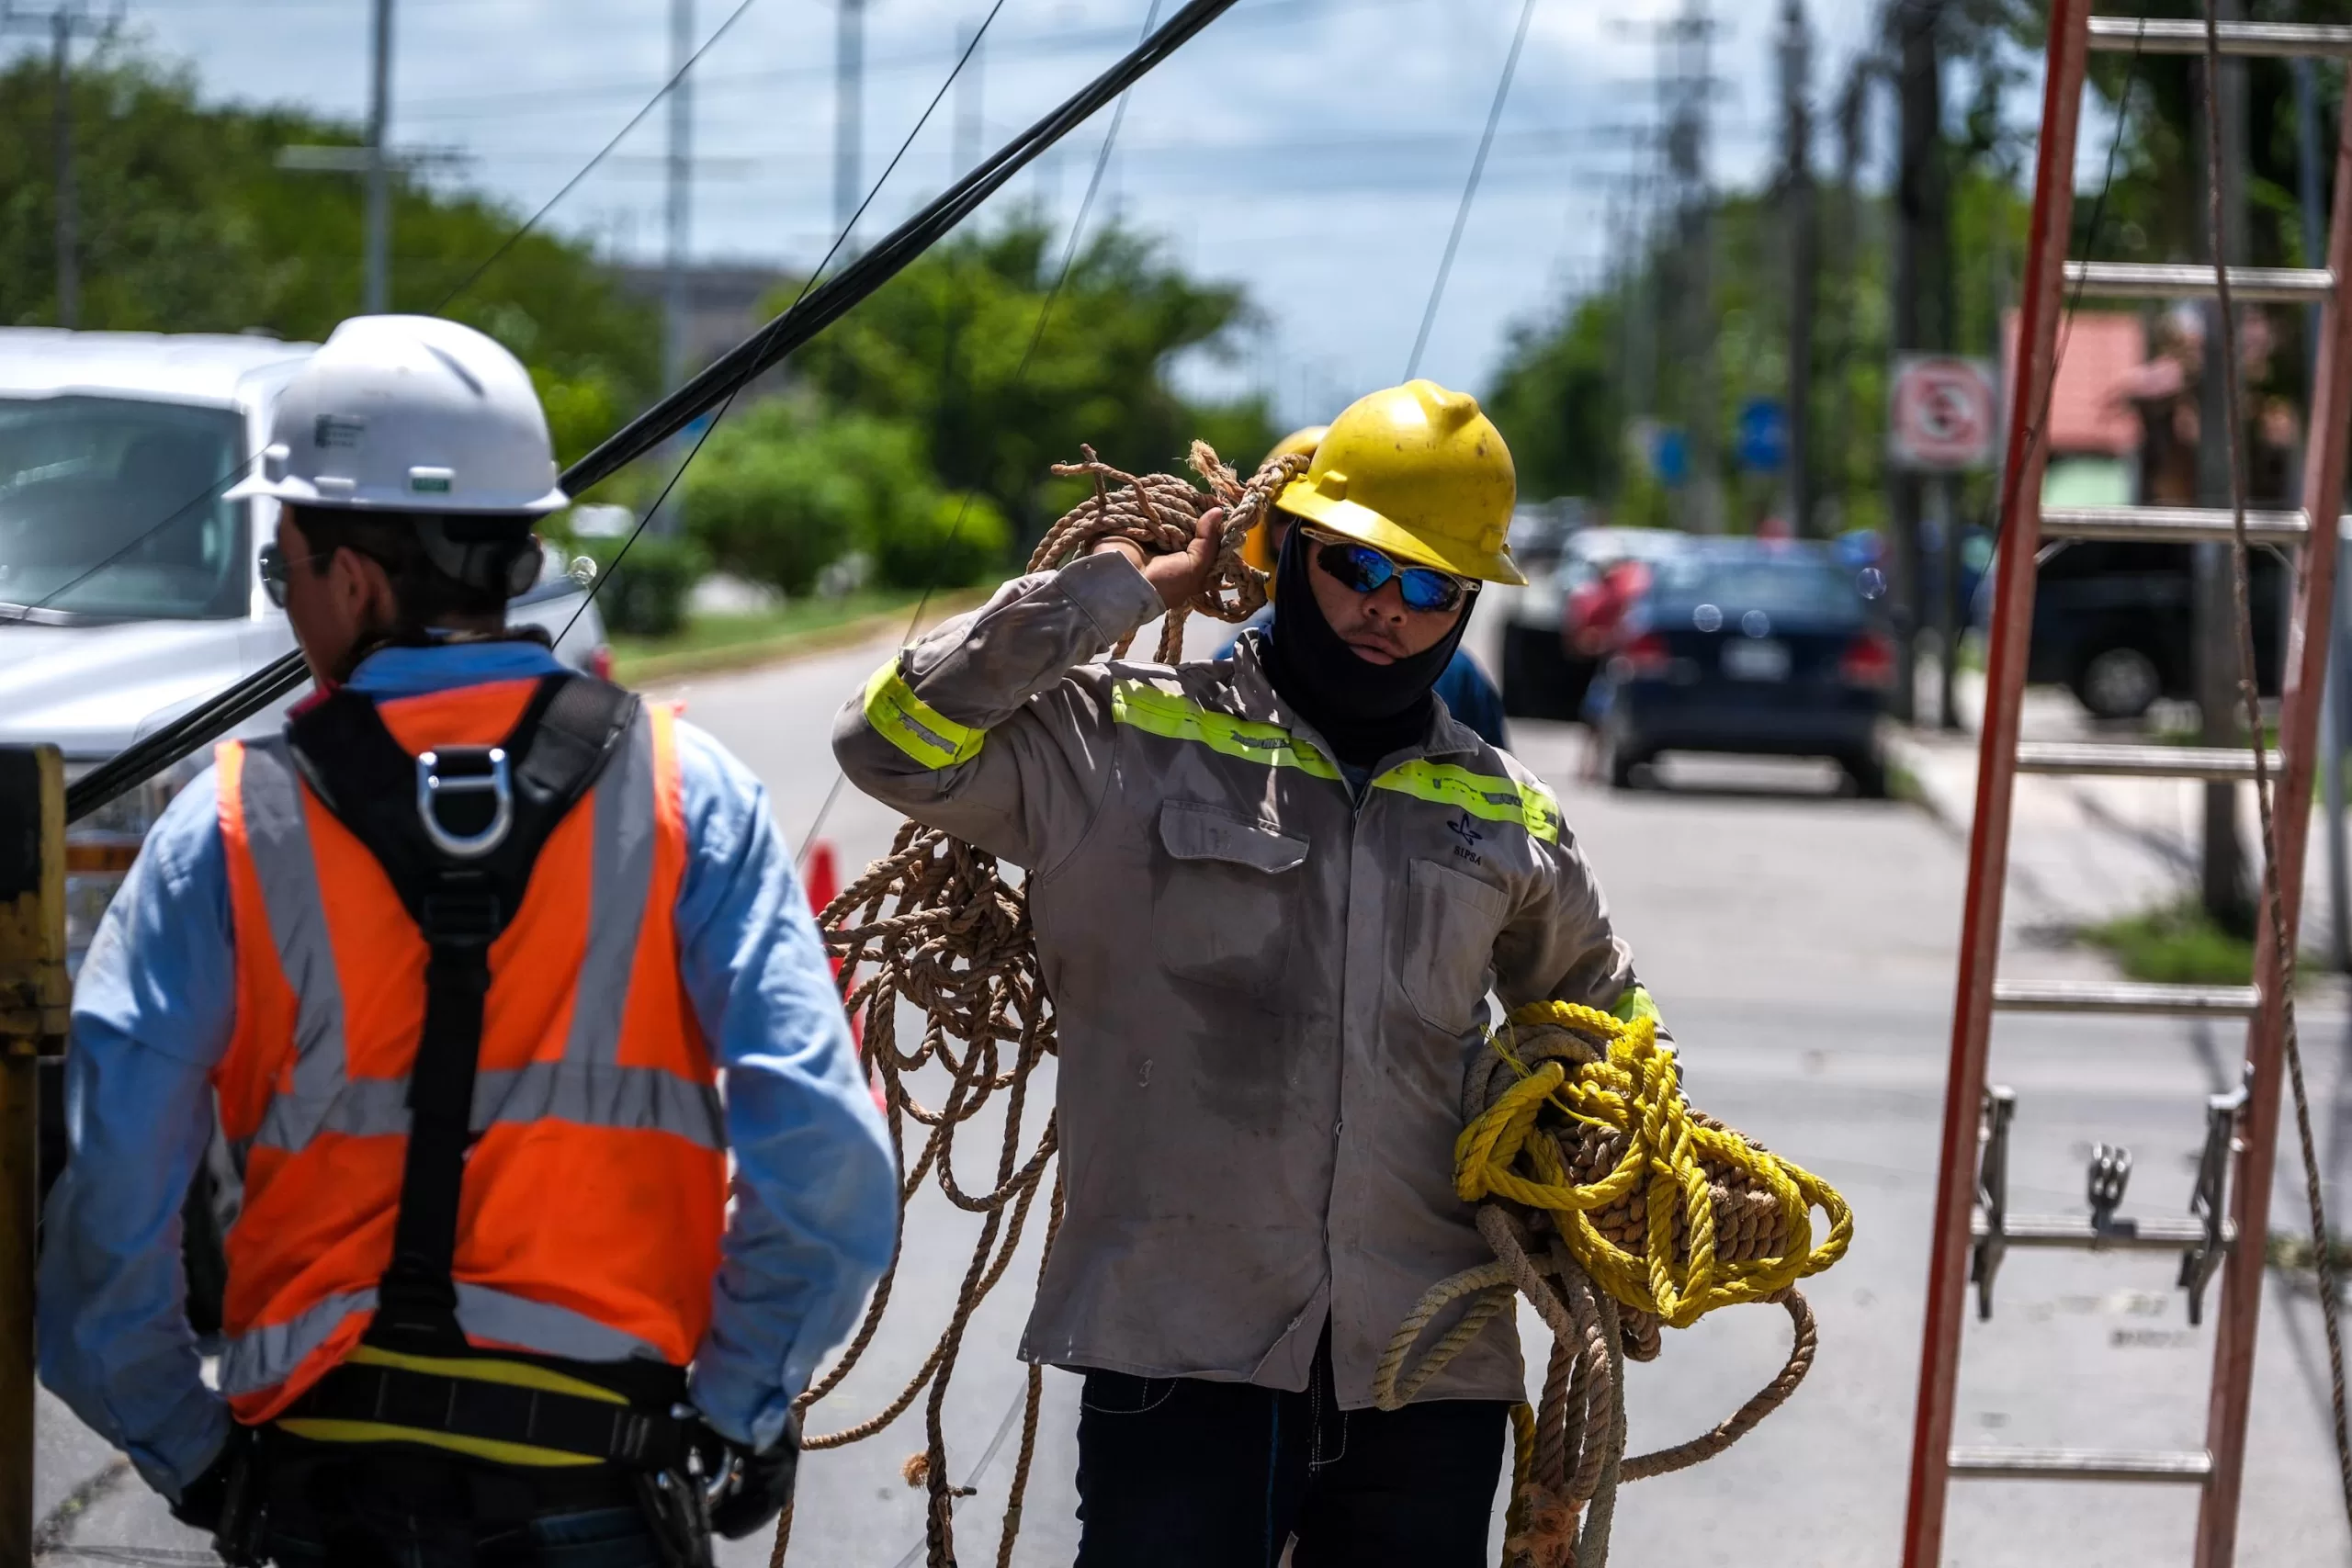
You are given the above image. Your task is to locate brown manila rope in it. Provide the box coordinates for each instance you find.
[768,444,1306,1568]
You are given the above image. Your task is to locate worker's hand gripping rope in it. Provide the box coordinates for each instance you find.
[1378,1002,1853,1568]
[1028,441,1311,660]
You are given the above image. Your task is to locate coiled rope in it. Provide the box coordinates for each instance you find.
[769,444,1295,1568]
[1377,1002,1852,1568]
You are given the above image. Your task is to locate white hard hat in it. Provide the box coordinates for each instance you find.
[227,314,568,515]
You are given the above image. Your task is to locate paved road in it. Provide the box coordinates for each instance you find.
[33,600,2352,1566]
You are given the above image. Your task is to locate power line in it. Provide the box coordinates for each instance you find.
[71,0,1259,824]
[791,0,1171,869]
[1404,0,1539,379]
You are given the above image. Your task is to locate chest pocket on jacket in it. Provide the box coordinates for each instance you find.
[1401,858,1510,1032]
[1152,801,1306,997]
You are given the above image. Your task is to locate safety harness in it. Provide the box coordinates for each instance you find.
[273,671,705,1473]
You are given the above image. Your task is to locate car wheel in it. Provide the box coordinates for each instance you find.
[1598,714,1646,790]
[2075,645,2162,721]
[1843,750,1890,800]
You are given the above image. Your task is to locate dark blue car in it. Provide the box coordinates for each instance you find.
[1588,540,1894,795]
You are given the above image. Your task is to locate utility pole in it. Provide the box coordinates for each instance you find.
[1828,60,1871,530]
[664,0,694,393]
[834,0,866,248]
[1888,0,1951,728]
[2195,0,2253,932]
[2296,56,2348,968]
[4,0,116,329]
[1777,0,1817,535]
[1658,0,1719,532]
[364,0,392,313]
[953,17,984,180]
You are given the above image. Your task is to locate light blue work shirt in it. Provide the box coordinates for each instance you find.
[38,639,898,1496]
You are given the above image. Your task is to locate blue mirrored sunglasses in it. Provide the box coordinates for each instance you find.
[1306,530,1473,614]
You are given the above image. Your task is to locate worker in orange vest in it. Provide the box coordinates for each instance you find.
[38,316,898,1566]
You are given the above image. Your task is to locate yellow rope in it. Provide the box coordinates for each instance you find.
[1454,1001,1853,1332]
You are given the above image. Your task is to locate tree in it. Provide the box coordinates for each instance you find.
[0,47,659,446]
[794,211,1273,536]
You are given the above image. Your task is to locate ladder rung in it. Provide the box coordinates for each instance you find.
[2088,17,2352,59]
[2062,260,2335,303]
[1993,979,2261,1017]
[1950,1446,2213,1483]
[1973,1212,2230,1251]
[2016,741,2287,780]
[2040,504,2311,545]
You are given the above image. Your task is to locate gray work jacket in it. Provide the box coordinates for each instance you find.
[831,552,1657,1408]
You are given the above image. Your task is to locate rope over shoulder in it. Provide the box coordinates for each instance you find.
[1378,1001,1852,1568]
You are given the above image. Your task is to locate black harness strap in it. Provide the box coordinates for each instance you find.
[288,1359,694,1470]
[288,673,639,1352]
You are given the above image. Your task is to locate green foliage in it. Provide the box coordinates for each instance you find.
[0,47,659,451]
[794,211,1272,537]
[680,399,953,597]
[2082,898,2256,986]
[1486,165,2027,536]
[874,491,1014,591]
[572,530,706,638]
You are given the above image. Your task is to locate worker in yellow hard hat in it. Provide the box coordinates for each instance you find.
[835,376,1668,1563]
[1222,389,1510,747]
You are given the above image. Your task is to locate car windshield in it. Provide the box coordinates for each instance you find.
[0,395,251,622]
[1648,550,1864,621]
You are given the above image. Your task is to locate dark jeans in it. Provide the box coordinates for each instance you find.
[1073,1335,1510,1568]
[254,1443,667,1568]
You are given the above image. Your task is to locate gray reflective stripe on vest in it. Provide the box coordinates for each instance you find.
[239,740,350,1157]
[475,1061,723,1148]
[246,1061,726,1150]
[220,1286,378,1397]
[221,1281,663,1397]
[453,1281,666,1363]
[557,711,655,1072]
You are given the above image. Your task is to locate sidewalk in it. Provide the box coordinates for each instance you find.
[1883,666,2351,975]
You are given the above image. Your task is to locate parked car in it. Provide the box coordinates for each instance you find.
[1498,520,1684,720]
[0,328,613,1332]
[2002,536,2286,720]
[1487,500,1584,718]
[1589,539,1894,795]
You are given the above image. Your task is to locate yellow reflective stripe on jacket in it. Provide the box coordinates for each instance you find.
[1611,985,1663,1029]
[1371,759,1562,843]
[864,660,986,770]
[1111,682,1342,780]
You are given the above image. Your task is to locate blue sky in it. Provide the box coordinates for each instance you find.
[43,0,1893,424]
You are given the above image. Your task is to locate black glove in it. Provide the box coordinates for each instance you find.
[707,1419,800,1541]
[168,1424,254,1536]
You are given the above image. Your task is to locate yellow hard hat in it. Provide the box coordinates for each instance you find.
[1245,424,1328,573]
[1274,379,1522,586]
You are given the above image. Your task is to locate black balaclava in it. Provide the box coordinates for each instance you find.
[1260,516,1472,770]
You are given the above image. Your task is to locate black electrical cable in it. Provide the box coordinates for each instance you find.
[552,0,1012,647]
[66,0,1248,824]
[12,0,763,637]
[1404,0,1538,380]
[790,0,1169,871]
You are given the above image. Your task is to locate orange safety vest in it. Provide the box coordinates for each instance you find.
[211,676,726,1427]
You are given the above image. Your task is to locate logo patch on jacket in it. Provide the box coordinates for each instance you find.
[1449,811,1484,863]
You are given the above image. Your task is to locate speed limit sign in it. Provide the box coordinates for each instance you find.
[1889,355,1999,471]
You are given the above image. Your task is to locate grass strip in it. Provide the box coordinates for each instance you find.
[611,588,989,684]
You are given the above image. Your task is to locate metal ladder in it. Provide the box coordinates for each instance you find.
[1901,7,2352,1566]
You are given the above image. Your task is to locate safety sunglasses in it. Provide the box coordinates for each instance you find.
[1304,528,1474,615]
[257,541,328,608]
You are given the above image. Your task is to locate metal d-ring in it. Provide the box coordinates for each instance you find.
[415,747,514,859]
